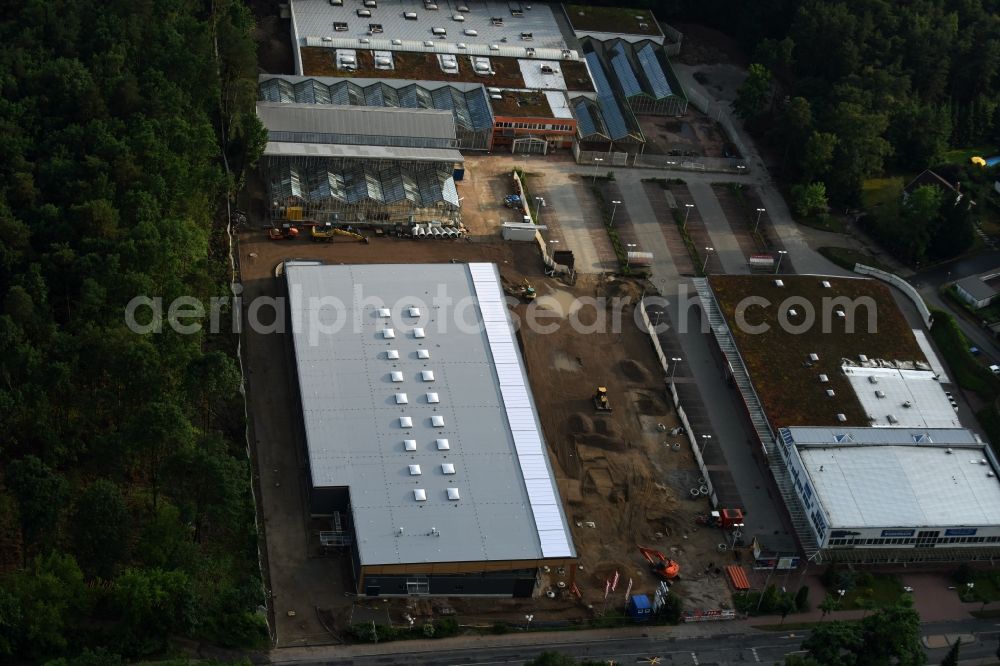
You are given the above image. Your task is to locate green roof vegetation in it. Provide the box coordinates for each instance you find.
[709,275,926,428]
[565,5,662,36]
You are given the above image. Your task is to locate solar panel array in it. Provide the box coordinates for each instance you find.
[273,162,458,207]
[584,51,631,140]
[636,43,673,99]
[609,41,643,98]
[260,77,492,131]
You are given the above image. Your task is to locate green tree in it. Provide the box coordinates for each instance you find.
[791,182,829,217]
[940,638,961,666]
[184,351,241,430]
[113,568,195,656]
[6,552,89,660]
[0,587,21,657]
[734,64,774,122]
[69,479,129,579]
[7,456,68,560]
[795,585,810,612]
[798,601,925,666]
[819,594,838,621]
[826,101,892,204]
[800,132,838,184]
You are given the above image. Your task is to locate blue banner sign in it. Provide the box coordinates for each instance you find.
[881,529,915,537]
[945,528,977,536]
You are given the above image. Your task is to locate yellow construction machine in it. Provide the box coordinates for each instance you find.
[311,223,369,243]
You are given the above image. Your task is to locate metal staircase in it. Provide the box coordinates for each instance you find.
[693,279,819,558]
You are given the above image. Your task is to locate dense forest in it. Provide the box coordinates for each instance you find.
[0,0,266,661]
[650,0,1000,266]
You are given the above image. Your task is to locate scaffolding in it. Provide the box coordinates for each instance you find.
[266,154,460,227]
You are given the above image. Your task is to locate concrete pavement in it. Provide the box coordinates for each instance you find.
[616,176,679,280]
[686,180,748,275]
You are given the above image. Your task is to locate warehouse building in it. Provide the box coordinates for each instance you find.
[695,275,1000,563]
[258,102,464,227]
[284,262,576,596]
[259,75,495,151]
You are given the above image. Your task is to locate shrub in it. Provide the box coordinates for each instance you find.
[795,585,810,612]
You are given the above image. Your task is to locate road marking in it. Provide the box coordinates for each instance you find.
[751,647,761,662]
[691,652,699,665]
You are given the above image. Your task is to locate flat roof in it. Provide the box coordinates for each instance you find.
[843,366,960,428]
[490,89,557,118]
[782,427,1000,529]
[709,275,927,429]
[257,102,457,141]
[956,275,997,301]
[565,4,663,38]
[292,0,572,53]
[519,59,567,90]
[285,262,575,565]
[264,141,464,163]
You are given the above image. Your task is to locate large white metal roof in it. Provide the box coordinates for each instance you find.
[285,262,575,565]
[263,141,463,163]
[784,427,1000,529]
[842,365,960,428]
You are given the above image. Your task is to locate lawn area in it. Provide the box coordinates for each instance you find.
[942,146,997,166]
[861,176,904,209]
[798,213,847,234]
[838,575,905,610]
[565,5,662,36]
[818,246,893,272]
[957,570,1000,603]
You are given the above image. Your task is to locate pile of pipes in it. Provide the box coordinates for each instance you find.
[411,222,463,239]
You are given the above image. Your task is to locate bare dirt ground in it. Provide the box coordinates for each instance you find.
[637,108,733,158]
[239,229,734,642]
[672,23,749,67]
[251,0,294,75]
[641,181,696,276]
[711,183,763,257]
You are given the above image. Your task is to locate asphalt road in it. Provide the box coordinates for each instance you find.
[270,617,1000,665]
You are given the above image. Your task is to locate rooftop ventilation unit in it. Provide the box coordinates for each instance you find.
[404,11,418,19]
[859,354,868,362]
[383,328,395,339]
[334,21,349,31]
[413,488,427,501]
[887,414,899,424]
[436,438,450,450]
[359,37,370,44]
[417,349,430,359]
[442,463,456,474]
[868,376,879,384]
[432,26,447,35]
[404,439,417,451]
[364,0,377,7]
[453,13,465,21]
[819,374,829,383]
[489,44,500,51]
[395,393,408,404]
[457,42,467,48]
[809,353,819,361]
[836,310,846,318]
[431,415,445,427]
[426,392,440,403]
[424,40,435,47]
[774,279,784,287]
[413,327,426,338]
[464,28,478,36]
[447,487,461,500]
[826,389,835,397]
[386,350,399,359]
[491,16,503,25]
[399,416,413,427]
[421,370,435,381]
[821,280,832,288]
[788,308,798,317]
[837,413,847,422]
[902,400,912,408]
[390,371,404,382]
[946,447,953,454]
[520,32,533,40]
[357,8,371,17]
[408,464,422,476]
[875,390,885,398]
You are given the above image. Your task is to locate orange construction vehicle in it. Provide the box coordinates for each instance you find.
[638,546,680,581]
[695,508,745,529]
[267,223,300,240]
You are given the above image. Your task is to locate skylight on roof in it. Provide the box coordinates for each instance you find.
[417,349,430,359]
[442,463,456,474]
[395,393,408,404]
[408,464,422,475]
[383,328,395,339]
[386,350,400,359]
[413,327,426,338]
[447,487,460,500]
[408,307,421,317]
[436,438,450,450]
[404,439,417,451]
[431,415,445,427]
[422,370,435,381]
[414,488,427,501]
[426,392,440,403]
[399,416,413,428]
[377,308,391,317]
[391,371,404,382]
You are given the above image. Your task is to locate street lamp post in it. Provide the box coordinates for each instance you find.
[610,200,623,226]
[683,203,694,230]
[625,243,637,266]
[700,434,712,457]
[592,157,604,184]
[534,196,545,220]
[524,614,534,631]
[702,246,714,274]
[669,357,682,380]
[754,207,766,233]
[775,250,788,274]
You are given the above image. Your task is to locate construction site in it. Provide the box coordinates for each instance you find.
[238,229,738,642]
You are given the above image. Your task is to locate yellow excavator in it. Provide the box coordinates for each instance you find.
[311,223,369,243]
